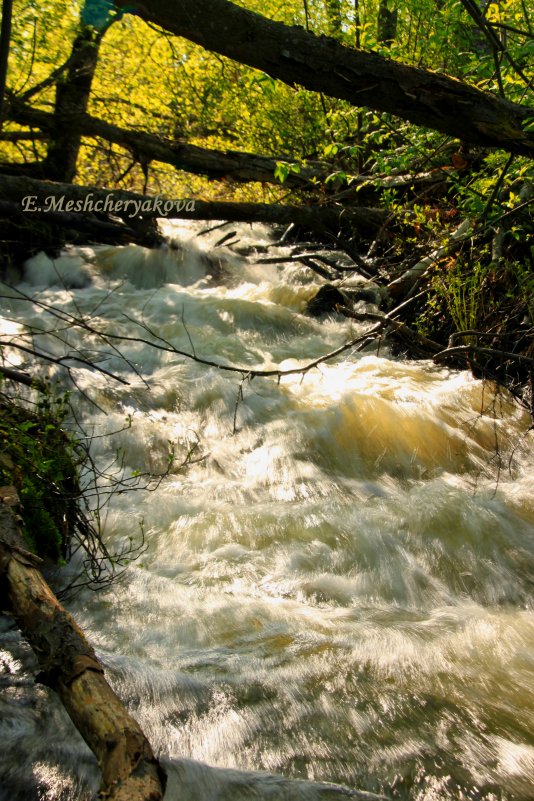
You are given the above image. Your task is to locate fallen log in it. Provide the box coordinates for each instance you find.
[4,99,456,196]
[0,198,161,247]
[0,173,388,235]
[120,0,534,157]
[387,219,472,299]
[6,98,328,189]
[0,488,165,801]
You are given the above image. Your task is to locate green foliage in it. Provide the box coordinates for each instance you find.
[274,160,301,183]
[3,0,532,201]
[417,243,534,349]
[507,258,534,327]
[438,258,488,334]
[0,387,78,562]
[19,478,63,561]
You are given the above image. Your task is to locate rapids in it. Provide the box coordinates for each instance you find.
[1,222,533,801]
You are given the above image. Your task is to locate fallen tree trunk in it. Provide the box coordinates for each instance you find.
[5,101,458,197]
[120,0,534,157]
[0,173,388,234]
[0,489,165,801]
[387,219,472,299]
[5,98,327,189]
[0,198,161,247]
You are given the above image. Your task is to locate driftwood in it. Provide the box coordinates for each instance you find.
[0,489,165,801]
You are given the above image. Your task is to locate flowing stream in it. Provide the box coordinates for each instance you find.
[1,222,533,801]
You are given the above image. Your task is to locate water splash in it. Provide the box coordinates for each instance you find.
[1,222,533,801]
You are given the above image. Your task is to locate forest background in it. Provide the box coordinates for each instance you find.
[0,0,533,392]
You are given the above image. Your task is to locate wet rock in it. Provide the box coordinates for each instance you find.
[306,284,347,316]
[338,280,386,308]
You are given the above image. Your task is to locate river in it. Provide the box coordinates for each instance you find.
[1,222,533,801]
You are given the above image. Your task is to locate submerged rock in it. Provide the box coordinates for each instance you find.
[306,285,347,316]
[162,758,389,801]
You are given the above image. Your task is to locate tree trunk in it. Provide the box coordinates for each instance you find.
[0,491,165,801]
[118,0,534,156]
[42,27,100,182]
[377,0,398,47]
[0,173,389,235]
[6,98,329,189]
[325,0,343,38]
[0,0,13,127]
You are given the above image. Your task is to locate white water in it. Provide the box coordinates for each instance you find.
[1,222,533,801]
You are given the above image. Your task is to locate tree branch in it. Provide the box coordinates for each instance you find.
[117,0,534,156]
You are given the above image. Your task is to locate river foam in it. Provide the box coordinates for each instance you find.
[1,221,533,801]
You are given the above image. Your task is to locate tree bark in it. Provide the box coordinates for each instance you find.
[6,98,328,189]
[377,0,398,47]
[42,27,101,182]
[0,173,389,234]
[0,491,165,801]
[119,0,534,156]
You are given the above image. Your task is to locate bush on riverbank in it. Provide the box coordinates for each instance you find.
[0,387,78,562]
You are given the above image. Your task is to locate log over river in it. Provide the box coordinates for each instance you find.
[1,222,533,801]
